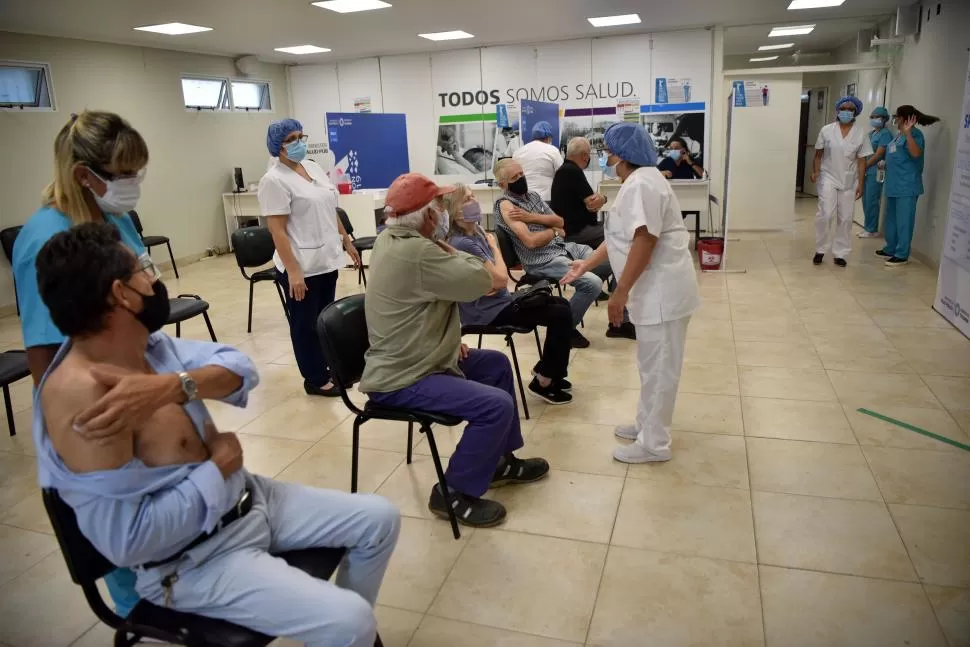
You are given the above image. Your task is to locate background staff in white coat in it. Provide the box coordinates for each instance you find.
[810,96,872,268]
[561,122,700,464]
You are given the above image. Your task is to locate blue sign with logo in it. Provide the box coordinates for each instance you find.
[520,100,560,147]
[326,112,410,190]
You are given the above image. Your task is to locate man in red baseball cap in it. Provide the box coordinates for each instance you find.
[359,172,550,528]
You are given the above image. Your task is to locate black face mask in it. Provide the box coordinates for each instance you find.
[508,176,529,195]
[127,280,170,333]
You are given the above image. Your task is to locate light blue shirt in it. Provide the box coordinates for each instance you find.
[885,127,926,198]
[866,128,894,178]
[33,333,259,568]
[13,206,145,349]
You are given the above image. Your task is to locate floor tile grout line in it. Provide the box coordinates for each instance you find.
[582,475,627,645]
[418,610,585,645]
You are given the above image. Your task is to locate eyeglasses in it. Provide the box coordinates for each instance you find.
[285,134,309,145]
[87,166,147,183]
[137,255,161,281]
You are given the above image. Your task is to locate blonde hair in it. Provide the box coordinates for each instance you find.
[493,158,519,183]
[442,183,475,239]
[42,111,149,224]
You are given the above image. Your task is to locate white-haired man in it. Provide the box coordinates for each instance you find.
[360,173,550,528]
[551,136,608,249]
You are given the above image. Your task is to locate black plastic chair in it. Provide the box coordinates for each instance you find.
[493,227,564,297]
[0,350,30,436]
[316,294,465,540]
[1,225,22,315]
[230,227,288,333]
[42,488,383,647]
[336,208,376,288]
[129,211,179,279]
[168,294,217,342]
[461,324,541,420]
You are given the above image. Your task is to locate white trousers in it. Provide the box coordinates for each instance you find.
[634,316,691,457]
[815,181,855,259]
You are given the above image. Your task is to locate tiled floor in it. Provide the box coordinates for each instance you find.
[1,198,969,646]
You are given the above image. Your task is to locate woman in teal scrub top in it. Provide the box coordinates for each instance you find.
[11,110,149,617]
[877,104,940,267]
[858,106,893,238]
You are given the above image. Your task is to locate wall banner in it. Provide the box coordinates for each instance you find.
[327,112,409,190]
[732,81,771,108]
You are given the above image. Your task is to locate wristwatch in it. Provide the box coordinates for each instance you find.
[178,371,198,402]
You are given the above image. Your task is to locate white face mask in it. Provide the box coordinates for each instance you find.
[88,169,144,215]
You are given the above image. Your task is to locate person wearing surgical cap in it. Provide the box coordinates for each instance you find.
[258,118,361,397]
[561,122,700,464]
[858,106,894,238]
[810,95,872,267]
[512,120,564,202]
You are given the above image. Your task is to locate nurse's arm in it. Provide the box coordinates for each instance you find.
[855,158,866,199]
[614,227,657,296]
[904,132,922,158]
[560,242,609,285]
[810,150,823,182]
[866,146,887,169]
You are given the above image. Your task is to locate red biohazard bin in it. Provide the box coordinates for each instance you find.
[698,237,724,271]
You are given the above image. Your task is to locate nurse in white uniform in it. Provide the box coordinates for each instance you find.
[259,118,360,397]
[562,122,700,464]
[512,121,564,202]
[811,96,872,267]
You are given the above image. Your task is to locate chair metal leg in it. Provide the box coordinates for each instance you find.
[351,417,362,493]
[406,422,414,464]
[506,334,529,420]
[175,321,181,338]
[359,264,367,288]
[477,334,483,349]
[166,241,179,279]
[423,425,460,539]
[4,384,14,437]
[533,328,542,358]
[202,312,217,342]
[247,281,254,333]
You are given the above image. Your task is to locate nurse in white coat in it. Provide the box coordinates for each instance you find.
[513,121,563,202]
[562,122,700,464]
[811,96,872,267]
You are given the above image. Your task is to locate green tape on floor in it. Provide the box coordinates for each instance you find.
[857,408,970,452]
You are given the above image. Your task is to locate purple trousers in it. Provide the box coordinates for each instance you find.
[368,349,524,497]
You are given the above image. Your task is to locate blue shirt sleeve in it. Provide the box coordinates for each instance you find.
[13,209,70,348]
[877,130,893,150]
[154,334,261,408]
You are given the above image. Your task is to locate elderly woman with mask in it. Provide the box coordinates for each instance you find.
[258,118,360,397]
[810,96,873,267]
[562,123,700,464]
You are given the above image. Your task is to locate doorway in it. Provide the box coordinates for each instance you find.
[796,92,810,192]
[800,86,829,196]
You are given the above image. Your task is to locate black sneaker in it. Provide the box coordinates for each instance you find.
[606,321,637,339]
[528,378,572,404]
[875,249,892,258]
[305,380,341,397]
[596,291,611,302]
[570,330,590,349]
[885,257,910,267]
[490,454,550,488]
[428,486,506,528]
[834,258,847,268]
[555,378,572,392]
[812,253,824,265]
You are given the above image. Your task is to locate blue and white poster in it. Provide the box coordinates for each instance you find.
[732,80,771,108]
[326,112,409,190]
[520,99,560,146]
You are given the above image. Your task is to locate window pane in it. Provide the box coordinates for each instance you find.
[231,80,271,111]
[0,66,41,106]
[181,77,227,109]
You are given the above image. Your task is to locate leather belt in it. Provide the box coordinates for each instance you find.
[142,488,253,570]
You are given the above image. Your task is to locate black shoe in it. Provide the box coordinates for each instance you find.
[570,330,590,349]
[812,253,824,265]
[528,378,573,404]
[596,291,611,302]
[555,378,572,392]
[490,454,550,488]
[875,249,892,258]
[606,321,637,339]
[305,380,341,397]
[885,257,910,267]
[428,486,506,528]
[834,258,847,268]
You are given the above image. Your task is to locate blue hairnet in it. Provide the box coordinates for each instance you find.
[835,96,863,115]
[531,121,553,140]
[870,106,890,119]
[266,118,303,156]
[603,122,658,167]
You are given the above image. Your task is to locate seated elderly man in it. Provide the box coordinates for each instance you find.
[33,223,399,647]
[360,172,550,528]
[551,136,608,249]
[493,158,636,346]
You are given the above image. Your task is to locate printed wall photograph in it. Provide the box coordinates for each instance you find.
[641,112,705,166]
[435,122,495,176]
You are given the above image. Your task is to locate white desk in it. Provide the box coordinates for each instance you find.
[598,179,711,239]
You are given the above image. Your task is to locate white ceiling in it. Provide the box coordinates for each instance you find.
[724,15,890,58]
[0,0,903,64]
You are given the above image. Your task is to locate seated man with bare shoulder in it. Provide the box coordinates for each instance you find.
[33,223,399,647]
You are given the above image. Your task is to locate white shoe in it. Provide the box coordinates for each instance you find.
[613,443,671,464]
[614,424,638,440]
[857,231,879,238]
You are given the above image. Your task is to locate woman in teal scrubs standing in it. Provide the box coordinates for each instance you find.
[877,105,940,267]
[858,107,893,238]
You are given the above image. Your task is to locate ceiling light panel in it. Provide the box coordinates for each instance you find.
[769,24,816,37]
[418,31,474,41]
[588,14,642,27]
[787,0,846,9]
[134,23,212,35]
[759,43,795,50]
[311,0,392,13]
[274,45,332,54]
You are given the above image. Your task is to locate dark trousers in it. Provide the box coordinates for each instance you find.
[368,349,524,496]
[490,293,572,380]
[566,223,605,250]
[277,270,338,387]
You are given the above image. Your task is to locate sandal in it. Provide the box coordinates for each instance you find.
[428,486,506,527]
[490,454,550,488]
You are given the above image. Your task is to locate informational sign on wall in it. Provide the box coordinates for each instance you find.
[353,97,371,113]
[327,112,409,190]
[617,98,640,122]
[655,78,693,105]
[732,80,771,108]
[520,99,561,148]
[933,53,970,339]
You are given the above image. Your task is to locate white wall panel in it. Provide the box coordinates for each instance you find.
[381,53,435,176]
[336,57,383,113]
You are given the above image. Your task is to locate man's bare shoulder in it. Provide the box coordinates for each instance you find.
[42,352,103,412]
